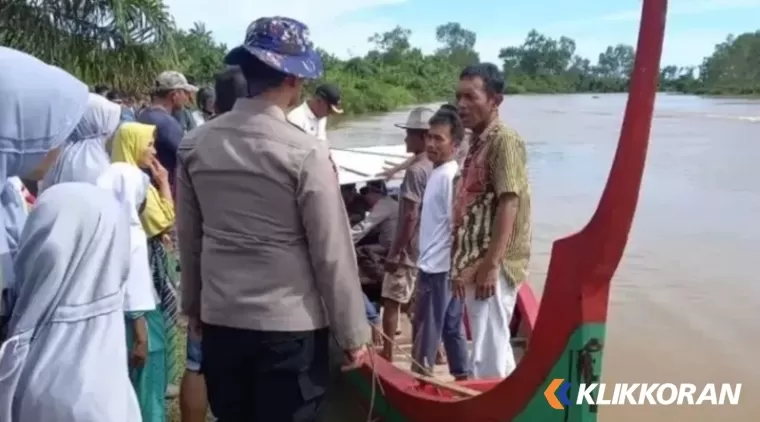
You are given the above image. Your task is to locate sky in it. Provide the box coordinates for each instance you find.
[165,0,760,68]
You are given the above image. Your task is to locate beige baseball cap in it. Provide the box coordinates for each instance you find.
[155,71,198,93]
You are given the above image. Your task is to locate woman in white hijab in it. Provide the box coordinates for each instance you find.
[0,47,89,332]
[40,92,122,190]
[0,183,142,422]
[96,163,161,422]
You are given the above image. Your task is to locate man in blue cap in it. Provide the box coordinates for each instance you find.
[176,17,370,421]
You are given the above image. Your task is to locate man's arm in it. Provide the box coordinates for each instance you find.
[482,131,527,267]
[350,206,386,244]
[443,166,457,221]
[387,168,424,260]
[376,155,418,179]
[163,120,185,191]
[297,147,370,350]
[176,155,203,320]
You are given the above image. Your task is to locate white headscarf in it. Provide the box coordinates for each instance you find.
[0,47,90,316]
[97,163,157,311]
[5,178,29,214]
[0,183,142,422]
[41,93,122,190]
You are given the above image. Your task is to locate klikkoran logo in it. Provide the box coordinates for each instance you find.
[544,379,572,409]
[544,378,741,409]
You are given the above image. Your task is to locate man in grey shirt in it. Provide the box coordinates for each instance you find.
[380,107,435,361]
[176,17,368,422]
[352,181,397,285]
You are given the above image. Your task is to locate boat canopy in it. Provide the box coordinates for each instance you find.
[331,145,409,187]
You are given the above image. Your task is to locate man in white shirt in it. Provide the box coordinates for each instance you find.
[411,105,471,380]
[287,83,343,147]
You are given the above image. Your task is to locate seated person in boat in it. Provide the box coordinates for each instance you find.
[342,183,369,226]
[351,181,397,286]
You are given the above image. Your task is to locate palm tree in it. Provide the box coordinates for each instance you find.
[0,0,175,91]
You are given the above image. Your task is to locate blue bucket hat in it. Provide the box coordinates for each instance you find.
[225,17,323,80]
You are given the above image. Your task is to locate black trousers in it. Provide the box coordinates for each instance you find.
[201,323,330,422]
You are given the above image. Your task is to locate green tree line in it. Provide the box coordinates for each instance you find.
[1,1,757,117]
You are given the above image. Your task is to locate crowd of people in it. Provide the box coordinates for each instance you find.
[0,14,530,422]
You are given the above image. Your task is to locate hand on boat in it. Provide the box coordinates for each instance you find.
[371,324,383,347]
[341,346,369,371]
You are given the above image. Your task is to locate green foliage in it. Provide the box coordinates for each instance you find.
[168,23,228,89]
[314,26,461,115]
[0,0,176,91]
[501,29,760,97]
[693,31,760,95]
[1,0,758,117]
[499,30,636,94]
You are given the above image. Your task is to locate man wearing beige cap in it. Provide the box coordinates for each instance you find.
[380,106,435,362]
[137,70,197,191]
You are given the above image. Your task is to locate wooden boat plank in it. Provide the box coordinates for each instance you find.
[389,305,528,385]
[406,372,481,397]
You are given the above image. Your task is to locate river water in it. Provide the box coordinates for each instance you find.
[328,94,760,421]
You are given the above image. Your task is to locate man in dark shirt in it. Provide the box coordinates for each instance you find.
[137,71,197,189]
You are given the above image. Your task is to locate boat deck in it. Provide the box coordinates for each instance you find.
[385,314,526,383]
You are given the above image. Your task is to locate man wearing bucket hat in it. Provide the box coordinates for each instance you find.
[176,16,369,422]
[379,106,435,362]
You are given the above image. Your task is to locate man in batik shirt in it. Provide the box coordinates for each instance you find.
[451,63,532,379]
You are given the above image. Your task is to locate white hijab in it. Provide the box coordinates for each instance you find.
[96,163,157,311]
[0,47,90,316]
[0,183,142,422]
[40,93,122,190]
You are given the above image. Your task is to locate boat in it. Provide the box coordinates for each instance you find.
[329,0,667,420]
